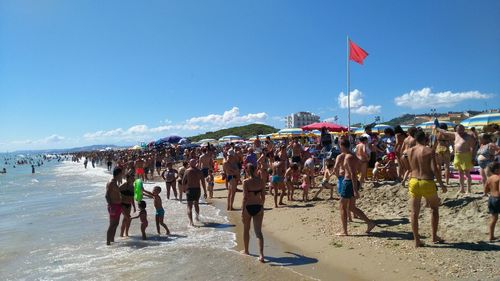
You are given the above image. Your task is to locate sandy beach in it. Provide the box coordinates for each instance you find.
[208,178,499,281]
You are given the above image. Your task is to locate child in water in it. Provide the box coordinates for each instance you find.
[207,170,215,199]
[148,186,171,235]
[131,200,148,240]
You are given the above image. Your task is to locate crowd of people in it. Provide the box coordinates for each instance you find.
[96,122,499,260]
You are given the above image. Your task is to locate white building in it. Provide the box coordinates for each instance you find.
[285,112,320,128]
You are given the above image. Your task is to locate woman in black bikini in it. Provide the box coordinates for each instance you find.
[241,163,265,263]
[119,172,136,237]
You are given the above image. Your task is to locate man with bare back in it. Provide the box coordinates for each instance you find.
[405,130,447,247]
[337,139,375,236]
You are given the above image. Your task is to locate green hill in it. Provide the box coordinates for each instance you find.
[188,124,278,142]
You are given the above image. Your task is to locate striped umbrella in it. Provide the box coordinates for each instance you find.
[416,120,456,130]
[218,135,243,142]
[354,124,393,134]
[461,113,500,128]
[271,128,305,139]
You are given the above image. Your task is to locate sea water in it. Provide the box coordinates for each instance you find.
[0,158,309,281]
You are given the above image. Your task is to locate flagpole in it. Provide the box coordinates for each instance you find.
[347,35,351,133]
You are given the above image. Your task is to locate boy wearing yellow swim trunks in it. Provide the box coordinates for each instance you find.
[405,131,447,247]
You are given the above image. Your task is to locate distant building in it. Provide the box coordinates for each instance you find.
[285,112,320,128]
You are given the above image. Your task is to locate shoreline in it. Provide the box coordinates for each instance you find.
[206,179,499,281]
[209,184,361,281]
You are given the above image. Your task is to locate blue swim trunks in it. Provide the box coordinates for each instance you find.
[337,176,344,194]
[156,207,165,217]
[271,175,283,184]
[339,179,354,199]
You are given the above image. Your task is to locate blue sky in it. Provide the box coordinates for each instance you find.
[1,0,499,151]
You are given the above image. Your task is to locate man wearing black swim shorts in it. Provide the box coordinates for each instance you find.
[182,159,207,227]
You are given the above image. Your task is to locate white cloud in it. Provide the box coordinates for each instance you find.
[187,107,267,125]
[338,89,364,109]
[353,105,382,115]
[394,87,492,109]
[44,134,65,143]
[83,107,269,142]
[7,134,66,149]
[337,89,382,115]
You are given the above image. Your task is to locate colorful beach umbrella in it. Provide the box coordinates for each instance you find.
[272,128,305,139]
[460,113,500,128]
[302,122,348,132]
[355,124,393,134]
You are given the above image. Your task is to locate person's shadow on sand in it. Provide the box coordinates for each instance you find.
[264,251,318,267]
[426,241,500,252]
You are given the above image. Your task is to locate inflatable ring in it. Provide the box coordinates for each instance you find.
[214,175,225,184]
[134,179,143,201]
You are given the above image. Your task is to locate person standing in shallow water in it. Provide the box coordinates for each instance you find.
[241,163,265,263]
[105,167,123,245]
[182,159,207,227]
[119,172,136,237]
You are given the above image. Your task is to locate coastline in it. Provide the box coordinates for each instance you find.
[209,184,362,281]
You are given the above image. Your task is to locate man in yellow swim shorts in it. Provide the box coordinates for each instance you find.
[404,130,447,247]
[437,125,475,193]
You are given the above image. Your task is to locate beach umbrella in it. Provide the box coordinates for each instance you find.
[218,135,243,142]
[277,128,304,136]
[158,135,183,144]
[460,113,500,128]
[416,120,456,130]
[355,124,393,135]
[130,145,142,150]
[399,125,412,131]
[197,138,218,145]
[302,122,348,132]
[309,130,322,136]
[178,138,189,145]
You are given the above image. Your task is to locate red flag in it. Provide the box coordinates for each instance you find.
[349,40,368,64]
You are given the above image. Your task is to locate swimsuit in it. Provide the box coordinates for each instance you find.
[291,156,301,164]
[453,152,473,171]
[107,203,122,220]
[339,179,354,199]
[337,176,344,194]
[245,204,263,216]
[201,168,209,178]
[488,196,500,214]
[186,188,201,202]
[121,203,132,210]
[227,175,237,182]
[408,178,437,199]
[271,175,283,184]
[136,168,145,175]
[477,144,493,169]
[156,207,165,217]
[120,189,134,197]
